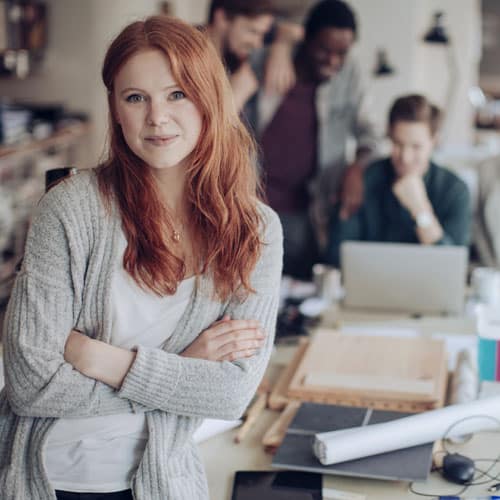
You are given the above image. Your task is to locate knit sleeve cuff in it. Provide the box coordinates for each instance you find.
[117,345,182,409]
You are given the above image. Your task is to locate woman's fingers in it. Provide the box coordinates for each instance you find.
[219,348,261,362]
[208,319,260,338]
[180,317,265,361]
[217,334,265,359]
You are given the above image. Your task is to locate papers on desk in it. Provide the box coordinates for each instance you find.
[313,395,500,466]
[431,332,477,371]
[340,324,478,372]
[272,402,434,482]
[340,325,419,338]
[193,418,241,444]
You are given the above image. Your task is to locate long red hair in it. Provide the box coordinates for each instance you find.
[98,16,263,300]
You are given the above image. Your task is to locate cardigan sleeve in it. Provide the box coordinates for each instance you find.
[117,207,283,420]
[3,187,136,418]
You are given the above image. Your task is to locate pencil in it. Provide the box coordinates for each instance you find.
[262,399,301,449]
[234,392,267,443]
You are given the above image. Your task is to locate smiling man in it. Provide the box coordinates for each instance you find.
[248,0,378,279]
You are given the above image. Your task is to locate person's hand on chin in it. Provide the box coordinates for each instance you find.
[392,173,429,217]
[392,172,444,244]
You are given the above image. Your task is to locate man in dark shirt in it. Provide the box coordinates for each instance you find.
[260,76,319,279]
[254,0,378,278]
[325,94,471,267]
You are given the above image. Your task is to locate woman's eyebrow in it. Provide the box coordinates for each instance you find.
[119,83,179,96]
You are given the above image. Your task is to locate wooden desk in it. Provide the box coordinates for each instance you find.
[200,309,500,500]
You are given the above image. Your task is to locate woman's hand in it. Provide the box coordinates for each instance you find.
[64,330,136,389]
[64,330,95,375]
[180,316,265,362]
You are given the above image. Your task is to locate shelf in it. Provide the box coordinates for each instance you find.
[0,121,90,307]
[0,121,91,162]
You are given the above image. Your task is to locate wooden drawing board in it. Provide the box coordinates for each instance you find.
[287,329,447,412]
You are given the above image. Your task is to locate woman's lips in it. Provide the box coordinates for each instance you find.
[144,135,178,146]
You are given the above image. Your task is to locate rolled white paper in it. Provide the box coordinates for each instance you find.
[313,396,500,465]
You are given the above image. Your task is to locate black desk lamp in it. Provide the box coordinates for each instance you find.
[373,49,395,77]
[422,11,457,142]
[424,12,449,45]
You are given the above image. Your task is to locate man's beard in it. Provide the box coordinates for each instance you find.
[223,47,247,74]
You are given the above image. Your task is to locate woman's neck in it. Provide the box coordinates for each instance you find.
[151,165,187,217]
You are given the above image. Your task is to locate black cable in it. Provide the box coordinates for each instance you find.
[408,479,467,498]
[407,413,500,497]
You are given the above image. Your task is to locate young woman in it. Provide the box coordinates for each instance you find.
[1,16,282,500]
[325,94,470,266]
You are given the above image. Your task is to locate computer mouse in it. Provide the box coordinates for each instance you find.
[442,453,475,484]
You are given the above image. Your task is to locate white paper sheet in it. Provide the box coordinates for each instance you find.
[339,325,419,338]
[314,395,500,465]
[193,418,241,444]
[431,332,477,371]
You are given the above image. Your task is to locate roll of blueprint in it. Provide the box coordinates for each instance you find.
[313,396,500,465]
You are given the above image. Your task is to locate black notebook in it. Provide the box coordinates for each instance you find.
[272,402,434,482]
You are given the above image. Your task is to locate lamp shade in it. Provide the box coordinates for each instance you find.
[423,12,449,45]
[373,49,395,76]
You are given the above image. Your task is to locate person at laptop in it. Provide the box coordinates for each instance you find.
[324,94,471,266]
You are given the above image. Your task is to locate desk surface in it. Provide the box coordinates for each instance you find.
[200,308,500,500]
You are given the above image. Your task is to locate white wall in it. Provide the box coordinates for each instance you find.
[0,0,481,167]
[0,0,202,168]
[350,0,480,148]
[412,0,481,147]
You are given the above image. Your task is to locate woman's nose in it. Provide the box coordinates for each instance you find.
[147,100,170,126]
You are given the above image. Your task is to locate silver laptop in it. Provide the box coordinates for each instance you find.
[341,241,468,314]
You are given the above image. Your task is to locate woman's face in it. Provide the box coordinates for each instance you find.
[389,121,435,178]
[113,49,203,172]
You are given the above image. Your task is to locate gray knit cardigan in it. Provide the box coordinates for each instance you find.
[0,170,283,499]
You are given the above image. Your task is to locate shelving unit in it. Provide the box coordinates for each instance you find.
[0,0,47,79]
[0,121,90,309]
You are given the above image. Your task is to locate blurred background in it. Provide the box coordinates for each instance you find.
[0,0,499,308]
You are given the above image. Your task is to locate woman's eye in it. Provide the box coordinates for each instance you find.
[170,90,186,101]
[126,94,145,103]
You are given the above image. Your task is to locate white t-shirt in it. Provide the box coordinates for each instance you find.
[45,232,195,493]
